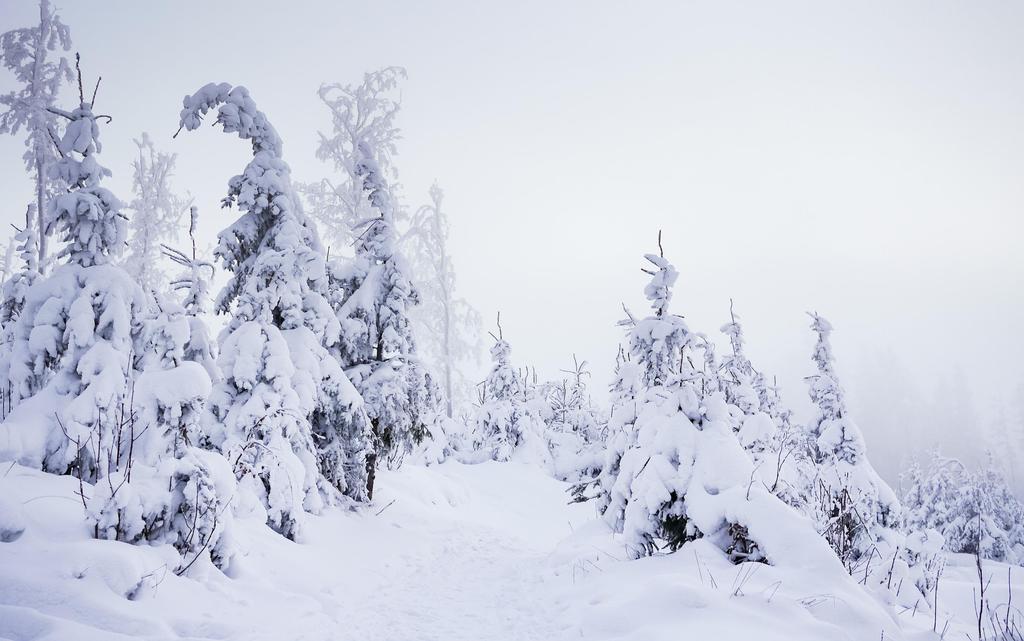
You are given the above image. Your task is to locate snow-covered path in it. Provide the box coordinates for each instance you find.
[339,513,565,640]
[321,462,585,641]
[0,460,593,641]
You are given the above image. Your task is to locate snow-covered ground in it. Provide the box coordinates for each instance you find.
[0,459,1018,641]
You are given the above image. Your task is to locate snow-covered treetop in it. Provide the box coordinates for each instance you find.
[176,82,334,336]
[13,206,39,275]
[307,66,406,249]
[45,66,126,267]
[0,205,40,325]
[353,140,396,263]
[625,240,692,388]
[808,312,837,380]
[483,314,520,402]
[317,66,404,186]
[718,302,760,414]
[641,252,677,318]
[178,83,282,156]
[163,206,214,316]
[806,312,846,422]
[608,344,640,408]
[0,0,73,172]
[719,301,752,376]
[125,132,189,292]
[489,338,513,375]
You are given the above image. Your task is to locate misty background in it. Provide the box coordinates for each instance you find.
[1,0,1022,491]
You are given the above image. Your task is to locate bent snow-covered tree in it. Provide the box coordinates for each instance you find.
[176,82,372,537]
[314,68,439,499]
[805,312,900,567]
[0,0,73,273]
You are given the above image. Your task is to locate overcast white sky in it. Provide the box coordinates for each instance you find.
[2,0,1022,485]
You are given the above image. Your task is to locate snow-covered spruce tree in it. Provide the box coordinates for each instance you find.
[0,0,72,274]
[544,356,606,481]
[473,315,552,464]
[599,239,783,561]
[586,344,642,507]
[123,133,189,293]
[901,450,964,539]
[805,313,900,568]
[98,284,235,572]
[1,69,142,470]
[719,303,763,413]
[547,356,603,442]
[907,450,1024,564]
[0,206,40,327]
[0,233,16,286]
[0,207,40,417]
[0,70,231,570]
[313,68,439,498]
[475,317,520,460]
[176,83,372,536]
[718,304,815,512]
[598,246,702,556]
[404,182,483,418]
[161,206,218,384]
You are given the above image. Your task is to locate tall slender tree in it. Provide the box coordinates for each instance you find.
[719,303,776,460]
[0,0,73,273]
[304,67,405,250]
[314,68,438,499]
[404,182,482,417]
[805,312,900,566]
[123,132,189,292]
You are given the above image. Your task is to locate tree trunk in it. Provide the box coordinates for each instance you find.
[365,450,377,501]
[36,156,46,274]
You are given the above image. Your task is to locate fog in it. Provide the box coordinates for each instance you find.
[2,0,1022,489]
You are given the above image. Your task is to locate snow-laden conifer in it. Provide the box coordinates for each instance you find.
[903,450,1024,564]
[543,356,606,481]
[313,69,439,498]
[474,315,546,463]
[0,206,40,327]
[805,312,900,566]
[0,68,232,570]
[176,82,371,536]
[598,237,799,562]
[161,206,218,385]
[0,0,72,273]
